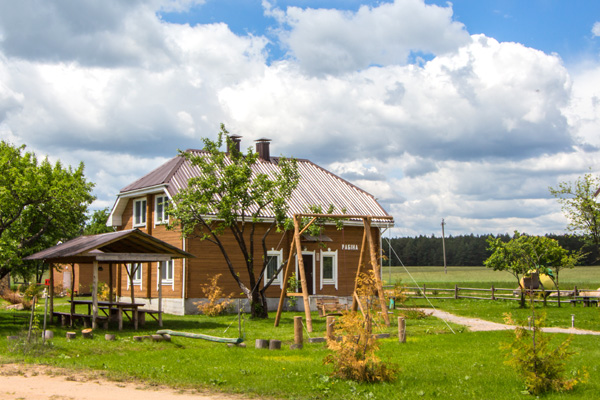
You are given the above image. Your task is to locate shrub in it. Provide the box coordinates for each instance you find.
[1,289,23,305]
[324,272,398,383]
[195,274,234,316]
[502,312,587,395]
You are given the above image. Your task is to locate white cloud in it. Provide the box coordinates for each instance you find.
[0,0,598,237]
[592,21,600,37]
[269,0,469,75]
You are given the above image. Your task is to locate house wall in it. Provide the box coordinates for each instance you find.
[53,263,117,295]
[114,193,383,314]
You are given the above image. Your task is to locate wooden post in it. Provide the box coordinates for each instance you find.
[158,261,164,327]
[92,260,99,329]
[422,284,426,297]
[454,284,458,299]
[274,239,297,327]
[364,217,390,326]
[398,317,406,343]
[294,316,303,346]
[351,229,368,312]
[491,284,495,300]
[116,263,122,298]
[326,316,335,341]
[49,263,54,317]
[108,262,114,302]
[294,216,313,332]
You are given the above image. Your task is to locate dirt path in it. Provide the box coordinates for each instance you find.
[419,308,600,335]
[0,363,249,400]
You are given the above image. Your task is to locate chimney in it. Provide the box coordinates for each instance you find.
[255,138,271,161]
[227,135,242,154]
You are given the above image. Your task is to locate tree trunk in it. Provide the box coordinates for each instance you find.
[250,290,268,318]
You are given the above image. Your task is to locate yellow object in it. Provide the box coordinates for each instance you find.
[519,271,557,290]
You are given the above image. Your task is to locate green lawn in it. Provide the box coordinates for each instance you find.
[2,302,600,399]
[384,265,600,289]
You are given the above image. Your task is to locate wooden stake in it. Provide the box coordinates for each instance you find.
[92,260,99,329]
[398,317,406,343]
[326,316,335,341]
[294,316,303,345]
[274,239,297,327]
[294,216,312,332]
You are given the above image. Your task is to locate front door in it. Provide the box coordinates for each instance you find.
[301,254,314,295]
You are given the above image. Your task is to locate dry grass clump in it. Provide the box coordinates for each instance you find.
[195,274,234,316]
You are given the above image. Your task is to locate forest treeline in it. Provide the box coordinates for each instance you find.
[383,234,599,267]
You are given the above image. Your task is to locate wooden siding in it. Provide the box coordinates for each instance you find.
[115,194,383,300]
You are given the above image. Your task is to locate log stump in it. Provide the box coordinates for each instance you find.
[105,334,116,341]
[66,332,76,340]
[81,329,93,339]
[269,340,282,350]
[43,330,54,340]
[255,339,269,349]
[133,336,144,341]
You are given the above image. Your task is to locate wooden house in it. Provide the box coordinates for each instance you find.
[107,138,393,315]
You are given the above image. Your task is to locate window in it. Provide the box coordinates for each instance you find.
[158,260,174,286]
[264,249,283,288]
[320,249,338,289]
[155,195,169,224]
[133,198,147,227]
[127,263,143,288]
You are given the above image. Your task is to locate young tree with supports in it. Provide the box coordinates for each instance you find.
[168,125,300,318]
[0,141,95,282]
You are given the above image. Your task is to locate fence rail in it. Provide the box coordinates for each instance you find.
[387,284,589,305]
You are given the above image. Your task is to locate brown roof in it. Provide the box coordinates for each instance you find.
[24,229,195,264]
[118,149,392,222]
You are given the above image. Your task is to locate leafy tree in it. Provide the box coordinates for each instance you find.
[549,172,600,260]
[485,232,579,307]
[0,141,95,282]
[83,208,114,235]
[168,125,300,318]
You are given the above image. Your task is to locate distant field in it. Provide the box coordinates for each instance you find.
[383,265,600,289]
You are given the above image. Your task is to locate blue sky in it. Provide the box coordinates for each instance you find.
[1,0,600,237]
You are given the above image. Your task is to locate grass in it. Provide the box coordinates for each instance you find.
[1,302,600,399]
[1,266,600,399]
[383,265,600,289]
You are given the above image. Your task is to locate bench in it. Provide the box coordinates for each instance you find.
[137,309,162,326]
[570,296,600,307]
[52,311,109,329]
[315,297,348,317]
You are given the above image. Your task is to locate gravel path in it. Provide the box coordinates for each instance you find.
[418,308,600,335]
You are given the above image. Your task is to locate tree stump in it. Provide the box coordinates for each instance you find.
[398,317,406,343]
[255,339,269,349]
[294,316,303,346]
[326,316,335,340]
[269,340,282,350]
[105,334,116,341]
[66,332,76,340]
[81,328,93,339]
[43,330,54,340]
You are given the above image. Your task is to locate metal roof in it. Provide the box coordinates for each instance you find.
[117,149,393,222]
[24,229,195,264]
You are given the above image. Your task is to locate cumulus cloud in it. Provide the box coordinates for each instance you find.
[266,0,470,75]
[0,0,598,237]
[593,21,600,37]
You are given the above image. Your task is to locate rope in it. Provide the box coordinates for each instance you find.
[300,319,312,339]
[385,237,456,335]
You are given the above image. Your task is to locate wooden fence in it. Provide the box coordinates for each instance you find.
[398,285,589,306]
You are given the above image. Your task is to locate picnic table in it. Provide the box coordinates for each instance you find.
[570,296,600,307]
[68,299,146,330]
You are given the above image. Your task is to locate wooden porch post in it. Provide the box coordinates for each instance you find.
[48,263,54,317]
[92,260,99,329]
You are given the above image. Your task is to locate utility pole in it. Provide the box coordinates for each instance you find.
[441,218,447,274]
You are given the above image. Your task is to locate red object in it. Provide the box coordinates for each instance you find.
[44,279,50,286]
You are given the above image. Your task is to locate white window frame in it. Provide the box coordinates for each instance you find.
[133,198,147,227]
[157,260,175,289]
[127,263,143,289]
[320,249,338,290]
[154,195,169,225]
[264,249,283,289]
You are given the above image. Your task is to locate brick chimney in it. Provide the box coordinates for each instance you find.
[255,138,271,161]
[227,135,242,154]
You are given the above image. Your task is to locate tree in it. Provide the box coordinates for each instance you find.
[549,172,600,260]
[168,125,300,318]
[84,208,114,235]
[485,232,579,307]
[0,141,95,282]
